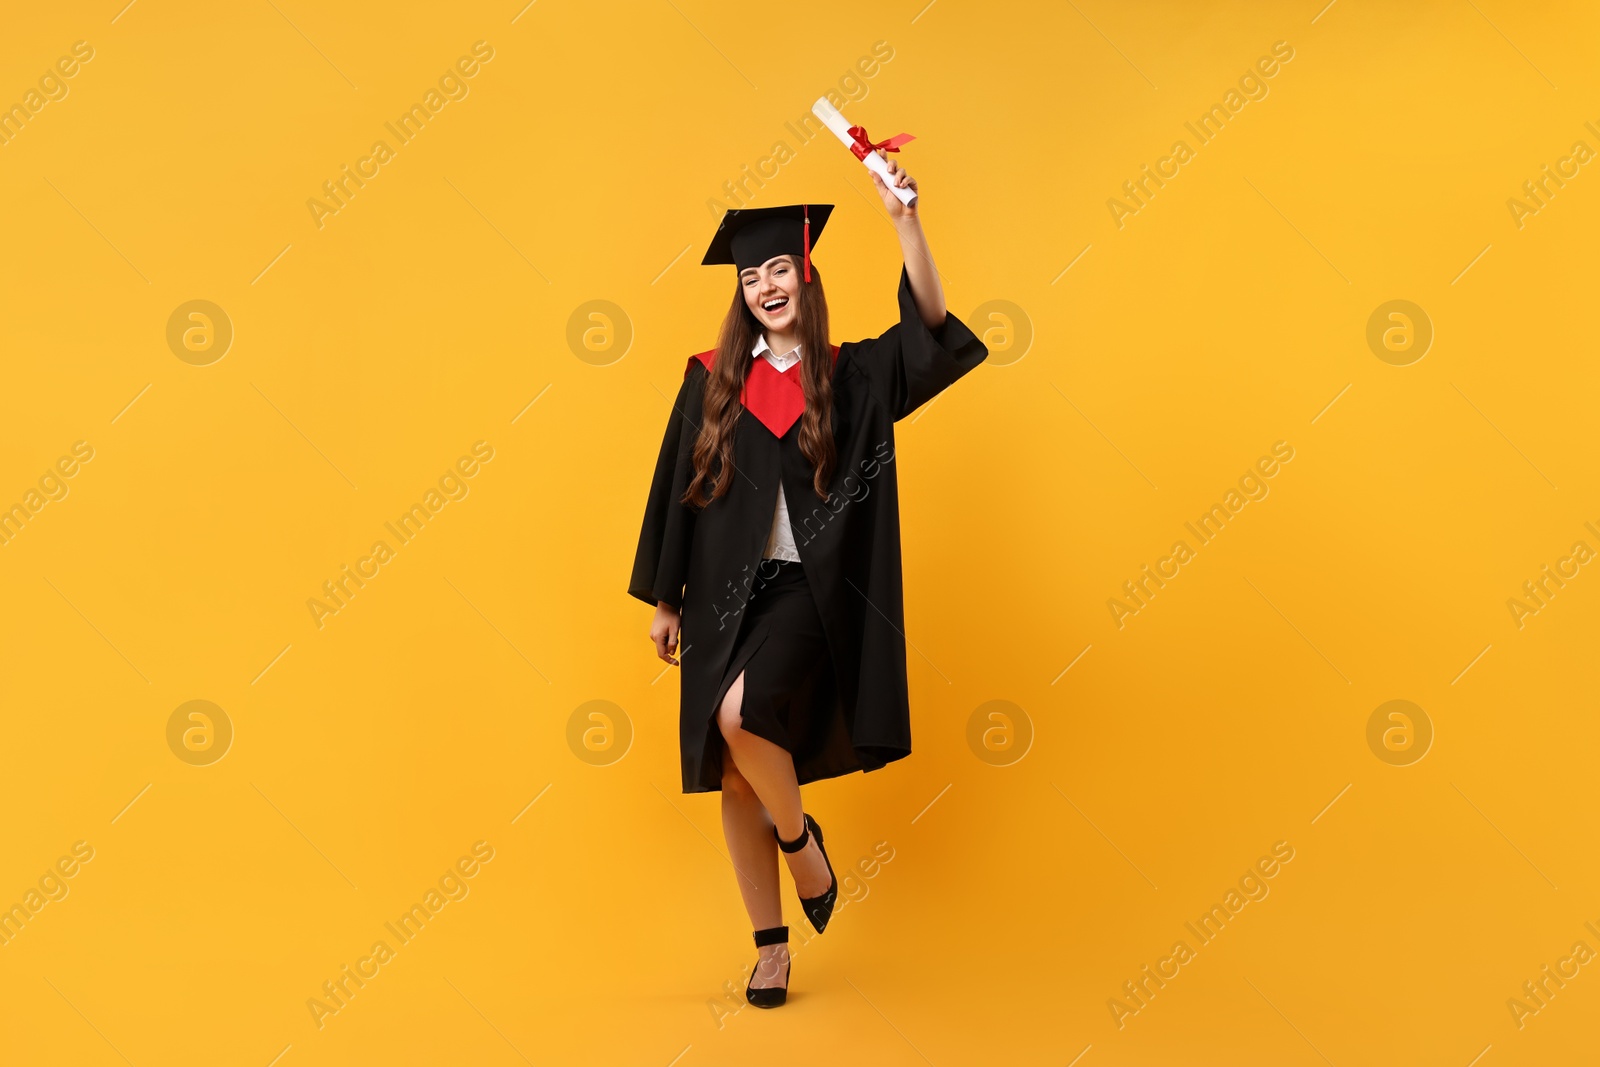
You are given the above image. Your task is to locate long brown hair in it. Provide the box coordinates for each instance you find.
[684,255,835,507]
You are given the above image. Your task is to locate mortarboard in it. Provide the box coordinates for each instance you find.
[701,203,834,282]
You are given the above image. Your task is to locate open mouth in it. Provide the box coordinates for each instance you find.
[762,296,789,314]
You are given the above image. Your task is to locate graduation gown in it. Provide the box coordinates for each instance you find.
[629,267,988,793]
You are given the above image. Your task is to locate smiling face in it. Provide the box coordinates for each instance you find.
[740,255,801,334]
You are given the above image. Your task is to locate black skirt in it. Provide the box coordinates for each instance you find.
[703,558,848,788]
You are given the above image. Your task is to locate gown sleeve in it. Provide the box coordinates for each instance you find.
[627,359,707,611]
[851,265,989,421]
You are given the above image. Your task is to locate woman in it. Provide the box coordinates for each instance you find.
[628,155,987,1007]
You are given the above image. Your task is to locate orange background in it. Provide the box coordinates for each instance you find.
[1,1,1597,1064]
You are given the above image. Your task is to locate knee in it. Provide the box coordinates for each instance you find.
[716,673,746,744]
[716,703,743,745]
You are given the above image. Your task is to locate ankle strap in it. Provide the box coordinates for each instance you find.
[775,815,810,853]
[753,925,789,947]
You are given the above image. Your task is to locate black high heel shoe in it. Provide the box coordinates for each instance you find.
[745,925,790,1008]
[776,812,838,934]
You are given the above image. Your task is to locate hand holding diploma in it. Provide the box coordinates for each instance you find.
[869,154,919,222]
[810,97,939,324]
[811,97,919,211]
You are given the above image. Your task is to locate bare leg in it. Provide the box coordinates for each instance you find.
[720,752,782,929]
[720,754,788,989]
[717,670,834,902]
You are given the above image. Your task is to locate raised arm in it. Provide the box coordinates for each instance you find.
[872,152,945,330]
[851,154,986,421]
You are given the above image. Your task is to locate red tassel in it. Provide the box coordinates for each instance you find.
[803,203,811,283]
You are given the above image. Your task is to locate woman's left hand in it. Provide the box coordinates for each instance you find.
[870,151,918,222]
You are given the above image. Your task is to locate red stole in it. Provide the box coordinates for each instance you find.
[687,344,840,439]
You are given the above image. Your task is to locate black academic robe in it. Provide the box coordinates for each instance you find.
[629,267,988,793]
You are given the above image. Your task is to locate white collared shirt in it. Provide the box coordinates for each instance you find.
[753,333,801,372]
[753,335,802,562]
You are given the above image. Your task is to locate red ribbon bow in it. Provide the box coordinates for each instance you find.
[847,125,916,161]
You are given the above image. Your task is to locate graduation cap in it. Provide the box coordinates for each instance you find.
[701,203,834,282]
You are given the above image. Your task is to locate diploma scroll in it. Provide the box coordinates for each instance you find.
[811,98,918,207]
